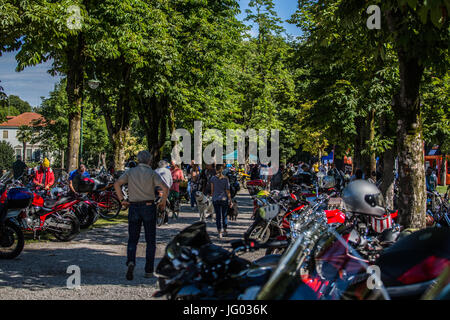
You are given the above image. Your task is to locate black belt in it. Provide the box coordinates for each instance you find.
[129,200,155,205]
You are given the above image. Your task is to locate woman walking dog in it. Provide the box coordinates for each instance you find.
[210,164,232,238]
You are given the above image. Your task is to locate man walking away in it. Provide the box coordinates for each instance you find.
[12,155,27,180]
[114,151,168,281]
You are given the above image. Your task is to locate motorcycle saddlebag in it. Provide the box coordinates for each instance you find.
[74,177,95,193]
[6,188,33,209]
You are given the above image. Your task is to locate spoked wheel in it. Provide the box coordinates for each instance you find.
[0,221,25,259]
[98,193,121,220]
[52,213,80,242]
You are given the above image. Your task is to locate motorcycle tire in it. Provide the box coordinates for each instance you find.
[74,204,97,229]
[0,220,25,260]
[98,194,121,220]
[52,213,80,242]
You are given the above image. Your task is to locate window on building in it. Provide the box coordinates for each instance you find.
[33,150,41,162]
[26,149,32,161]
[15,149,22,158]
[3,131,8,139]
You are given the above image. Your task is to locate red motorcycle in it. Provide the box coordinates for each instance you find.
[14,191,81,241]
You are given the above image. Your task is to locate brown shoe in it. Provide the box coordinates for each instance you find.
[218,231,223,239]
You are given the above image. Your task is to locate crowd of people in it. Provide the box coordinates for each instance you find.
[4,153,444,281]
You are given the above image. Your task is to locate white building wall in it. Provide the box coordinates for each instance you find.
[0,127,43,161]
[0,127,21,149]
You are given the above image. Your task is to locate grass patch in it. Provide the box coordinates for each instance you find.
[24,231,56,244]
[91,210,129,228]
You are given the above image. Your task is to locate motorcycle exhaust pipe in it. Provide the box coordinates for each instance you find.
[46,219,73,231]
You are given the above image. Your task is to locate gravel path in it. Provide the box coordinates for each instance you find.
[0,190,263,300]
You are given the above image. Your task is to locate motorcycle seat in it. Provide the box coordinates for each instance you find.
[375,227,450,287]
[44,197,73,209]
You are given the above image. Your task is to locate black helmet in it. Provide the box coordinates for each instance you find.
[342,180,386,217]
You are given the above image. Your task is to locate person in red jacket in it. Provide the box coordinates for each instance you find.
[33,158,55,190]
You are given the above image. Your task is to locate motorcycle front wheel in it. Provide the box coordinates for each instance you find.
[52,213,80,242]
[0,220,25,259]
[245,221,271,243]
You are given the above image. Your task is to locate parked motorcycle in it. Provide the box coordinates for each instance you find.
[154,221,294,300]
[17,191,80,242]
[0,183,26,259]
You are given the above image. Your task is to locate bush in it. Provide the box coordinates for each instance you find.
[0,141,15,171]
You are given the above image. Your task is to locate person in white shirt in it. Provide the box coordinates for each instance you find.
[155,160,173,189]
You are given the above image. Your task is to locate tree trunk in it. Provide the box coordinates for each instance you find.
[67,111,81,171]
[385,9,427,230]
[353,116,365,173]
[138,96,169,168]
[101,61,132,172]
[368,109,377,180]
[440,155,447,186]
[380,146,395,209]
[60,149,65,169]
[393,56,426,229]
[22,142,26,161]
[65,35,84,172]
[113,130,127,171]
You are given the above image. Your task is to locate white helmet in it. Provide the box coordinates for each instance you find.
[342,180,386,217]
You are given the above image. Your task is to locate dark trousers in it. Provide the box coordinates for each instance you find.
[213,200,228,232]
[127,203,156,273]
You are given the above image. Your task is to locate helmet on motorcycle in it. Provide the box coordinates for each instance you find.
[256,190,270,198]
[342,180,386,217]
[321,176,336,189]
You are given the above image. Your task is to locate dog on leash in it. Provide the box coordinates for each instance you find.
[227,200,239,221]
[195,191,214,221]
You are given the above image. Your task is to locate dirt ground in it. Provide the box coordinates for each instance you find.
[0,190,263,300]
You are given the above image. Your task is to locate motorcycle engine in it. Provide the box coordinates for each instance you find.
[22,208,42,229]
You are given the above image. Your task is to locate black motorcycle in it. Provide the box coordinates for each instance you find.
[154,222,292,300]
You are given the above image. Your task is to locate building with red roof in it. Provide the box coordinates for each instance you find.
[0,112,45,161]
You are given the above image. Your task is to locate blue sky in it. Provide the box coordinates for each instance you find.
[0,0,299,108]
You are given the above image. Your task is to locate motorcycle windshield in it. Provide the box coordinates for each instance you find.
[165,221,211,260]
